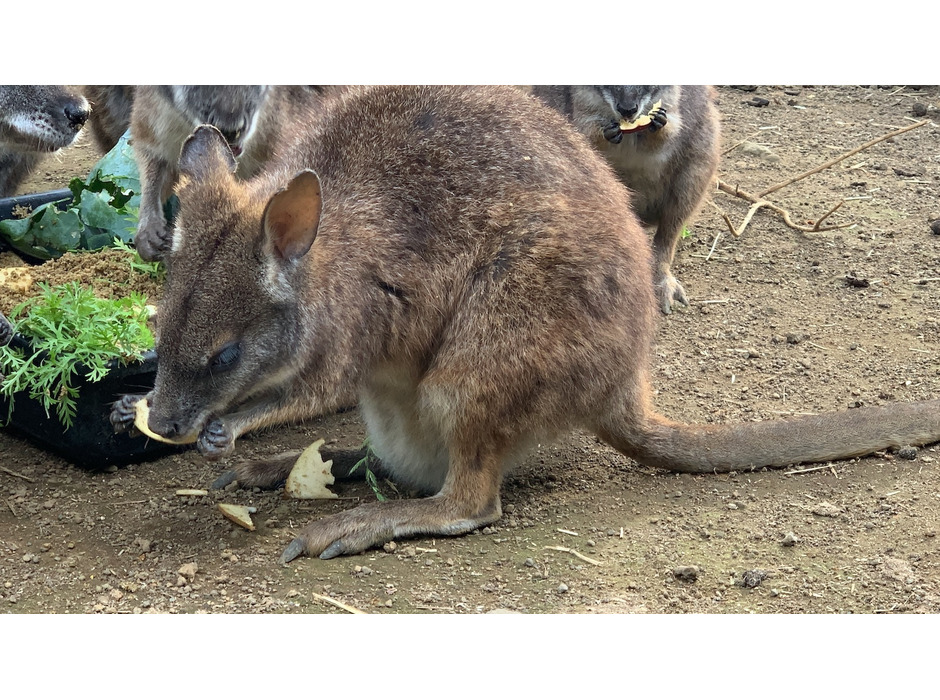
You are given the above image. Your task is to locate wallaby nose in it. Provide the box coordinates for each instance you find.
[616,101,638,119]
[65,102,90,130]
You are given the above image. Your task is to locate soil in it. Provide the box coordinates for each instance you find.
[1,85,939,615]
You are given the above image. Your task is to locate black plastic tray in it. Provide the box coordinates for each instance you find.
[1,190,181,468]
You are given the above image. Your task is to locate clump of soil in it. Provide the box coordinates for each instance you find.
[0,248,163,317]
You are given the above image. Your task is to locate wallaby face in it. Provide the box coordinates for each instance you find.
[168,85,271,156]
[0,85,89,196]
[131,85,333,263]
[531,84,720,314]
[112,86,940,566]
[141,127,310,449]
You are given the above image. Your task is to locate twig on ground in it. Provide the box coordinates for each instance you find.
[1,465,35,482]
[716,180,853,235]
[309,591,367,614]
[784,464,836,476]
[757,120,929,198]
[544,545,602,566]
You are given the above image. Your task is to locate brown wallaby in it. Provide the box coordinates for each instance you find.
[129,85,336,262]
[530,85,720,314]
[0,85,90,196]
[83,85,136,153]
[111,85,940,565]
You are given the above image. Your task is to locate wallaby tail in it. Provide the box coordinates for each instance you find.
[599,399,940,473]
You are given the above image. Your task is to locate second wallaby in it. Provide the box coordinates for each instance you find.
[112,85,939,565]
[129,85,335,262]
[0,85,90,197]
[531,85,721,314]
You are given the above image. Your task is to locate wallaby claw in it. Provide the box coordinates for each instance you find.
[111,393,146,434]
[280,538,307,564]
[603,121,624,144]
[134,221,172,263]
[649,107,668,132]
[210,470,238,490]
[0,313,12,347]
[197,418,233,460]
[659,274,689,315]
[320,541,347,560]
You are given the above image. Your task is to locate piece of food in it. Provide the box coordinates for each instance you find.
[176,489,209,497]
[284,438,338,499]
[133,398,197,444]
[218,503,256,531]
[619,100,663,133]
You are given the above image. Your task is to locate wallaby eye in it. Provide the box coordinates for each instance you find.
[210,341,241,372]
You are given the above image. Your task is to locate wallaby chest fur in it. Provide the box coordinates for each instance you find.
[0,85,89,196]
[118,85,940,562]
[531,85,720,313]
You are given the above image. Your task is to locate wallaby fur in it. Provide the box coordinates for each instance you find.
[129,85,336,262]
[530,85,720,313]
[83,85,136,153]
[0,85,90,197]
[111,85,940,563]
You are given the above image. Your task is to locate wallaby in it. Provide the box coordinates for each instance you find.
[129,85,335,262]
[0,311,11,347]
[0,85,90,196]
[83,85,136,153]
[111,85,940,565]
[530,85,720,314]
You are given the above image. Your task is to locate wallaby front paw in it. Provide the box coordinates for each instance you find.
[603,121,624,144]
[658,274,689,315]
[197,418,235,460]
[134,220,172,262]
[110,393,147,434]
[648,106,668,132]
[0,313,12,347]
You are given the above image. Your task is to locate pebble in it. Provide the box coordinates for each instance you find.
[781,532,800,547]
[673,566,699,583]
[897,446,918,460]
[739,570,767,588]
[383,541,398,553]
[811,501,841,517]
[524,558,535,567]
[557,584,569,594]
[912,102,928,117]
[930,220,940,236]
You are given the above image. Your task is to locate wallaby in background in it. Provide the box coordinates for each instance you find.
[111,85,940,565]
[0,85,90,197]
[129,85,334,262]
[83,85,136,153]
[530,85,720,314]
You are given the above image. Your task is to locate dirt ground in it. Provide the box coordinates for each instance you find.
[1,85,938,615]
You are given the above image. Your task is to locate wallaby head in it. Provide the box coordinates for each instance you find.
[571,85,678,124]
[146,125,322,444]
[0,85,89,152]
[166,85,271,155]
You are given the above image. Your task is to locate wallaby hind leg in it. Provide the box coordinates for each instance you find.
[651,210,690,315]
[210,447,375,490]
[280,440,504,562]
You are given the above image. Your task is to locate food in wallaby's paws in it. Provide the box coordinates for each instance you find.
[284,438,338,499]
[134,398,197,444]
[620,100,662,133]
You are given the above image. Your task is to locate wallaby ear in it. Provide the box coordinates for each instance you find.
[178,125,238,181]
[262,170,323,262]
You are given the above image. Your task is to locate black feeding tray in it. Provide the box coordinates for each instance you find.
[1,191,181,469]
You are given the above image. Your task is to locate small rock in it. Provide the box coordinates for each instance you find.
[673,566,699,583]
[746,97,770,107]
[897,446,918,460]
[178,562,198,581]
[912,102,928,117]
[811,501,841,517]
[930,220,940,236]
[739,570,767,588]
[524,558,535,568]
[781,532,800,547]
[556,584,569,594]
[360,566,373,576]
[383,541,398,553]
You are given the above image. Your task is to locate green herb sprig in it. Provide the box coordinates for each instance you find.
[0,282,154,428]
